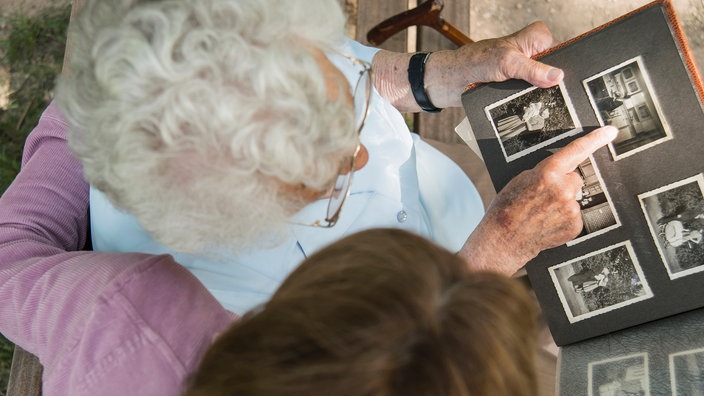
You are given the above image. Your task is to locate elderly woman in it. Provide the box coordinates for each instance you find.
[57,0,615,314]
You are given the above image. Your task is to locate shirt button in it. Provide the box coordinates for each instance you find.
[396,210,408,223]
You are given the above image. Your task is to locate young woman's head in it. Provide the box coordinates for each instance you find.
[185,228,540,396]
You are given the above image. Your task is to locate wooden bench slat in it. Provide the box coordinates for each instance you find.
[7,347,42,396]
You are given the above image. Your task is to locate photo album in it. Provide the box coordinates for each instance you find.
[460,0,704,346]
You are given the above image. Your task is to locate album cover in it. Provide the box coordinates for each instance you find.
[460,0,704,345]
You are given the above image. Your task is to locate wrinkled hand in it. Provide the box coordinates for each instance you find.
[458,21,562,87]
[372,21,563,111]
[426,21,562,108]
[459,126,618,275]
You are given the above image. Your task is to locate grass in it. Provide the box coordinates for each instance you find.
[1,4,70,191]
[0,4,71,394]
[0,336,11,396]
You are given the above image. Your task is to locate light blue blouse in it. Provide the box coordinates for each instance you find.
[89,40,484,314]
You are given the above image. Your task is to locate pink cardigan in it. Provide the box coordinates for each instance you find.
[0,102,236,395]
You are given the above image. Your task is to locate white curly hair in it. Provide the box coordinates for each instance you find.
[56,0,357,253]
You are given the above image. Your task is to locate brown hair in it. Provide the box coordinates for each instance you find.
[185,228,538,396]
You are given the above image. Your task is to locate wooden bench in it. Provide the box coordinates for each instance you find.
[352,0,471,145]
[6,2,473,395]
[6,347,42,396]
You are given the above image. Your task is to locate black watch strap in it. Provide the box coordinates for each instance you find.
[408,52,442,113]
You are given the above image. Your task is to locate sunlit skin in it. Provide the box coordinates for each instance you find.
[372,21,563,112]
[458,126,618,274]
[286,49,369,203]
[285,23,618,276]
[368,21,618,275]
[312,48,369,171]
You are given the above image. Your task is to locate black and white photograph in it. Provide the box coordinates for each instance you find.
[569,156,620,246]
[588,353,650,396]
[583,56,672,160]
[462,1,704,346]
[485,83,581,162]
[549,241,653,323]
[639,174,704,280]
[669,347,704,395]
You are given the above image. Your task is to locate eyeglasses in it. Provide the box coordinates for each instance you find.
[299,54,373,228]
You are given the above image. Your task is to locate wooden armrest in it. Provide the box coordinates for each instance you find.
[366,0,472,46]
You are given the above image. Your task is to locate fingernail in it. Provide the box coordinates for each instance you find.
[547,68,563,82]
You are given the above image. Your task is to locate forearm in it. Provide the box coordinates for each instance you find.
[371,22,562,113]
[0,102,90,347]
[11,101,89,250]
[0,103,235,385]
[372,49,465,112]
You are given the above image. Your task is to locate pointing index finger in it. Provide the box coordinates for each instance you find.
[549,126,618,172]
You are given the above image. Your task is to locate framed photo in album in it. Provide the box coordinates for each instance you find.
[460,0,704,345]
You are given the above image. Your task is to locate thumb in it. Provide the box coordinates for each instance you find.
[510,21,562,87]
[519,59,563,88]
